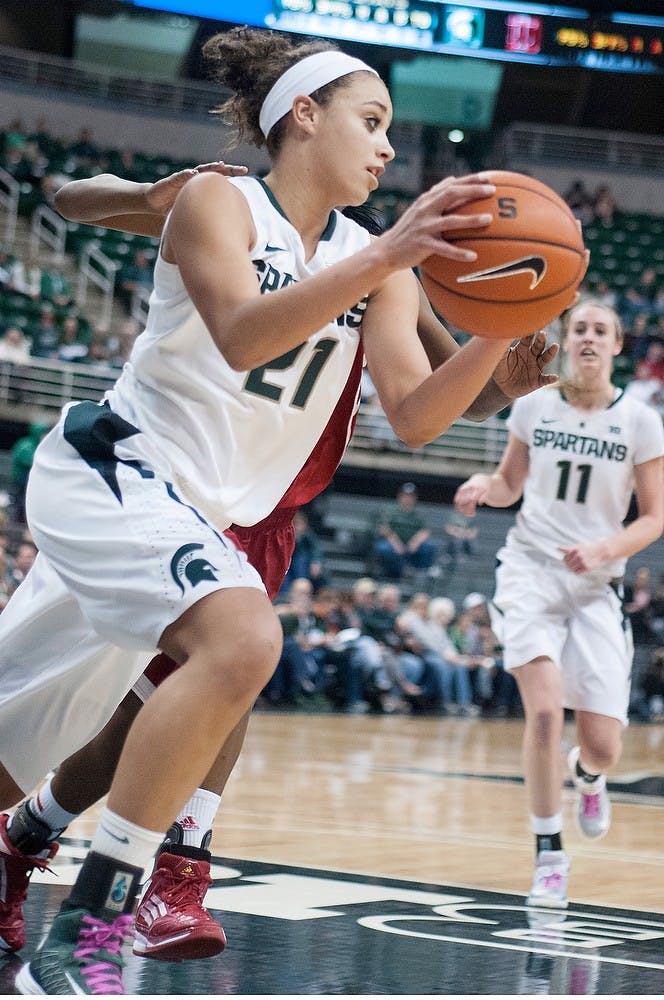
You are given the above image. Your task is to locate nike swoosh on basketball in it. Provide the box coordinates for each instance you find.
[457,255,547,290]
[100,825,130,844]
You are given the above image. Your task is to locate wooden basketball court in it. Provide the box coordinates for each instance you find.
[9,712,664,995]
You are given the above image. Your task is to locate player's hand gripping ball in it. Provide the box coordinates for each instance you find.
[419,170,587,338]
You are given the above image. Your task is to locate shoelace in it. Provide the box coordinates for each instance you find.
[582,791,602,818]
[74,913,132,995]
[158,868,211,908]
[0,851,57,904]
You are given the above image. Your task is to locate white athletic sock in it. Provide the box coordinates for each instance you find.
[91,807,163,872]
[16,774,79,837]
[530,812,563,836]
[176,789,221,847]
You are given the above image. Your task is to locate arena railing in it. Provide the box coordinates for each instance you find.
[0,360,509,474]
[0,168,19,247]
[0,44,222,117]
[498,123,664,174]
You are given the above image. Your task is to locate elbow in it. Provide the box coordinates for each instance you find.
[461,403,487,423]
[210,331,258,372]
[53,184,73,219]
[218,344,251,372]
[392,420,443,450]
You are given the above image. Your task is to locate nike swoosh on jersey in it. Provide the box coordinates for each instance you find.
[265,243,285,253]
[458,255,547,290]
[541,418,558,424]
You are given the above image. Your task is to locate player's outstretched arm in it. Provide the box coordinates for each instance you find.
[414,284,559,421]
[454,433,529,515]
[53,161,247,237]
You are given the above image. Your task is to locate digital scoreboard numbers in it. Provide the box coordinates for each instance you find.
[269,1,664,72]
[127,1,664,74]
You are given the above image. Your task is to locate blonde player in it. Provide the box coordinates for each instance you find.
[455,301,664,908]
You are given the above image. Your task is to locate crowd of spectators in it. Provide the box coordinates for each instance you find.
[0,509,37,614]
[0,243,141,367]
[0,118,155,366]
[0,470,660,722]
[264,575,522,718]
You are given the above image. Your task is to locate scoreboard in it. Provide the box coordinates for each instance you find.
[127,1,664,74]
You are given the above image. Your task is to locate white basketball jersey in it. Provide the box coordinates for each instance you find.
[502,387,664,578]
[107,176,370,528]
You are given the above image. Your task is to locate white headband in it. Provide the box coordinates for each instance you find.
[259,51,378,139]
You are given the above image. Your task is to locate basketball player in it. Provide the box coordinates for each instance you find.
[0,157,561,965]
[454,301,664,909]
[0,25,532,993]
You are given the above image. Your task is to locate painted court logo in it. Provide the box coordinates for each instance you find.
[170,543,219,595]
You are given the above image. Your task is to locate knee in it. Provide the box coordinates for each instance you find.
[530,705,563,748]
[581,736,622,772]
[226,617,283,697]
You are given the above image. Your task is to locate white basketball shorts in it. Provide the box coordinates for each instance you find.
[490,547,633,724]
[0,401,266,791]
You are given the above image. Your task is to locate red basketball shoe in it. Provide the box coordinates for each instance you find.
[132,851,226,961]
[0,812,58,952]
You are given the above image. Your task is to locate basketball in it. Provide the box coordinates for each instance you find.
[419,170,587,338]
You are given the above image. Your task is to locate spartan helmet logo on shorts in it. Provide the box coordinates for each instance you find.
[170,543,219,595]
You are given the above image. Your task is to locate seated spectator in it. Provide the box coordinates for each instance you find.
[87,333,112,367]
[623,312,652,364]
[619,290,652,333]
[473,621,522,717]
[28,303,59,359]
[634,340,664,385]
[593,184,616,226]
[107,318,140,367]
[0,326,31,364]
[57,315,88,363]
[9,255,41,299]
[564,180,593,224]
[442,508,478,572]
[592,279,617,310]
[373,482,436,580]
[625,566,656,646]
[452,592,496,704]
[0,547,16,613]
[642,648,664,721]
[0,248,15,287]
[8,540,37,589]
[648,574,664,642]
[69,127,100,166]
[265,578,320,707]
[281,509,325,593]
[118,250,153,314]
[9,422,48,523]
[3,119,26,158]
[40,259,72,306]
[636,266,658,304]
[400,594,478,715]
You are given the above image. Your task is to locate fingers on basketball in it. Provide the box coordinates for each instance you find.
[419,171,586,339]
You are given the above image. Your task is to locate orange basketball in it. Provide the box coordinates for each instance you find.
[419,170,587,338]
